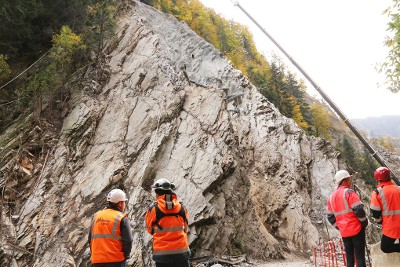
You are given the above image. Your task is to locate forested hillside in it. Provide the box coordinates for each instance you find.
[0,0,117,132]
[0,0,397,187]
[0,0,328,138]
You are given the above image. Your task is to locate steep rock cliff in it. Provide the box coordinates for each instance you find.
[0,2,341,266]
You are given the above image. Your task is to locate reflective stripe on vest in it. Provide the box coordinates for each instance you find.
[153,247,190,256]
[370,204,381,211]
[153,225,188,233]
[330,188,353,216]
[376,187,400,216]
[92,212,125,240]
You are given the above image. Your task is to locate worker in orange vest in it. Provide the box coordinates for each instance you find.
[327,170,368,267]
[89,189,133,267]
[370,167,400,253]
[145,178,190,267]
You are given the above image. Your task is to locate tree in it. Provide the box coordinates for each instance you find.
[25,62,58,120]
[292,99,309,130]
[0,0,90,58]
[85,0,117,60]
[337,137,359,172]
[24,26,85,120]
[358,148,378,186]
[0,0,43,56]
[0,54,12,83]
[379,1,400,93]
[51,26,86,70]
[377,136,395,152]
[310,102,332,139]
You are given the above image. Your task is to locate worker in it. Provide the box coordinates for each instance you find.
[145,178,190,267]
[89,189,133,267]
[327,170,368,267]
[370,167,400,253]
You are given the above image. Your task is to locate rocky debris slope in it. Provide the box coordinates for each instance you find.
[0,2,342,266]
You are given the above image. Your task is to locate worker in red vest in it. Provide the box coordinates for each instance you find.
[370,167,400,253]
[89,189,133,267]
[145,178,190,267]
[327,170,368,267]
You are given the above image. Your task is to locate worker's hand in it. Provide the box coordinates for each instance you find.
[361,219,368,229]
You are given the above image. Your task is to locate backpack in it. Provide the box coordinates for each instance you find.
[149,194,188,235]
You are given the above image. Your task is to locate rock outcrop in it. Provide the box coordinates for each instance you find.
[0,2,342,266]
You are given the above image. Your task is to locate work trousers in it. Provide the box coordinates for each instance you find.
[154,252,190,267]
[155,260,190,267]
[381,234,400,253]
[342,228,366,267]
[92,261,126,267]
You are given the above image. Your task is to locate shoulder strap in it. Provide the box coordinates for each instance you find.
[151,203,188,234]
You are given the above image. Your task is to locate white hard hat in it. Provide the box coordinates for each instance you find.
[335,170,351,185]
[107,189,128,203]
[152,178,176,191]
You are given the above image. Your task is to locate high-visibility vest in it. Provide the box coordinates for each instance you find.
[370,181,400,238]
[90,209,127,263]
[327,186,363,237]
[145,194,189,256]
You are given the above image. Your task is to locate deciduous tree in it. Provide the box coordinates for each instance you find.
[379,1,400,93]
[310,102,332,139]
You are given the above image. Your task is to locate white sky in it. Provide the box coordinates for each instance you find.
[199,0,400,119]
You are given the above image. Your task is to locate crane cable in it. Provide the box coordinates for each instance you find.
[231,0,400,185]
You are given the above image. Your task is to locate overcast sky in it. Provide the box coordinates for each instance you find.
[199,0,400,119]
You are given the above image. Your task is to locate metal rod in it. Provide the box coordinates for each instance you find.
[233,1,400,185]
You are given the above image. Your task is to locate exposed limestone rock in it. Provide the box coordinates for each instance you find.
[0,2,343,266]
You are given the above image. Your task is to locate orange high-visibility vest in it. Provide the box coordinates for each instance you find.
[90,209,127,263]
[145,194,189,256]
[370,181,400,238]
[327,186,363,237]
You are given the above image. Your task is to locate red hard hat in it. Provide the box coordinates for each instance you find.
[374,167,390,181]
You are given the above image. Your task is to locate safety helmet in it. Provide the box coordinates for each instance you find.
[106,189,128,203]
[335,170,351,185]
[152,178,176,191]
[374,167,390,182]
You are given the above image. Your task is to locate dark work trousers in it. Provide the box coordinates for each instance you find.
[342,228,366,267]
[92,261,126,267]
[154,252,190,267]
[381,234,400,253]
[155,260,190,267]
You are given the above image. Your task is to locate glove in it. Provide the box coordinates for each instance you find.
[361,219,368,228]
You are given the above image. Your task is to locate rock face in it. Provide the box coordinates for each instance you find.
[0,2,342,266]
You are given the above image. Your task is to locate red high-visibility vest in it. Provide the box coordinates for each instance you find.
[145,194,189,256]
[327,186,362,237]
[370,181,400,238]
[90,209,126,263]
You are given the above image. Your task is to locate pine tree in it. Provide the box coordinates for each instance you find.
[337,137,359,172]
[358,148,378,186]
